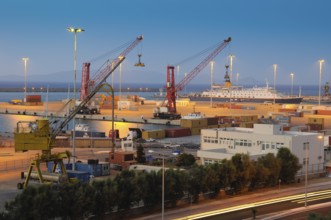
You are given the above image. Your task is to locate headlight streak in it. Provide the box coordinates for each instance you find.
[175,189,331,220]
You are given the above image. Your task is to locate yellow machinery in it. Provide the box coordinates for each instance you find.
[14,119,71,189]
[14,35,144,189]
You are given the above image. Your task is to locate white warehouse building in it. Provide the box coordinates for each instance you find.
[197,124,324,173]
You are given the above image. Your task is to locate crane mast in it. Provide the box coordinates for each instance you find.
[166,37,231,113]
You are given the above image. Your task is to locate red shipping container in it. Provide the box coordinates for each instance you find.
[165,128,191,138]
[26,95,41,102]
[308,123,324,131]
[317,110,331,115]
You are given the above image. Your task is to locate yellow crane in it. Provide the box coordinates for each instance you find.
[14,35,144,189]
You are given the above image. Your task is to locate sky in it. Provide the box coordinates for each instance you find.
[0,0,330,87]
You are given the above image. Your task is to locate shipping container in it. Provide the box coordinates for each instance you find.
[206,117,219,126]
[218,123,231,128]
[75,163,102,177]
[308,117,324,125]
[316,110,331,115]
[190,127,202,135]
[278,108,297,112]
[307,123,324,131]
[67,170,90,182]
[165,127,191,138]
[180,118,208,128]
[142,130,166,139]
[239,122,254,128]
[26,95,41,102]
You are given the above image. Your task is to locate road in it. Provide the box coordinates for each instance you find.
[134,178,331,220]
[191,189,331,220]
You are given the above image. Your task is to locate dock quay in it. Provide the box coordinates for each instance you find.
[4,100,331,130]
[0,107,180,126]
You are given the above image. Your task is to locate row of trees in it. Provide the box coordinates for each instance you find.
[0,148,301,220]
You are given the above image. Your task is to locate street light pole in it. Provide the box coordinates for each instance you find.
[22,58,29,102]
[236,73,239,86]
[318,59,325,106]
[148,150,165,220]
[67,27,84,171]
[119,63,122,101]
[229,54,234,81]
[304,142,309,207]
[273,64,277,104]
[210,61,214,108]
[290,73,294,96]
[162,154,165,220]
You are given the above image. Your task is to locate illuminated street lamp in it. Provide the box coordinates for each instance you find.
[22,57,29,102]
[67,27,84,170]
[290,73,294,96]
[304,142,309,207]
[318,59,325,106]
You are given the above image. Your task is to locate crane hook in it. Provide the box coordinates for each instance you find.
[134,54,145,67]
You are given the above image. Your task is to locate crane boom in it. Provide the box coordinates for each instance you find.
[176,37,231,91]
[51,35,143,139]
[90,35,143,90]
[51,58,125,140]
[166,37,231,113]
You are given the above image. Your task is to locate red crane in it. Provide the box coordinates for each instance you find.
[166,37,231,113]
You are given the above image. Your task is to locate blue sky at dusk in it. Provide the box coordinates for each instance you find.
[0,0,330,86]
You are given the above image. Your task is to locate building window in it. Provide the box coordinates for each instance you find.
[234,139,252,147]
[203,136,218,144]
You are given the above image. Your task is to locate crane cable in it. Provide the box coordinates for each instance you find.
[87,39,133,63]
[173,40,226,67]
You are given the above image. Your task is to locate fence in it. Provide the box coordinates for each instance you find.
[0,158,30,172]
[296,162,326,178]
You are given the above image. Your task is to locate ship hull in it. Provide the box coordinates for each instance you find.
[188,96,303,104]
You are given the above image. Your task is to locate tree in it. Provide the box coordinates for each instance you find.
[202,164,220,198]
[231,153,255,192]
[251,153,281,189]
[176,153,196,167]
[164,169,186,207]
[277,147,302,183]
[137,171,162,209]
[91,181,108,219]
[136,144,146,163]
[186,165,205,203]
[113,170,139,211]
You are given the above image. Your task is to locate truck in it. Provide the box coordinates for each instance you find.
[153,107,181,120]
[75,100,99,114]
[78,105,99,114]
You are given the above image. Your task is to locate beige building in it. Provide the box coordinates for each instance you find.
[198,124,324,173]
